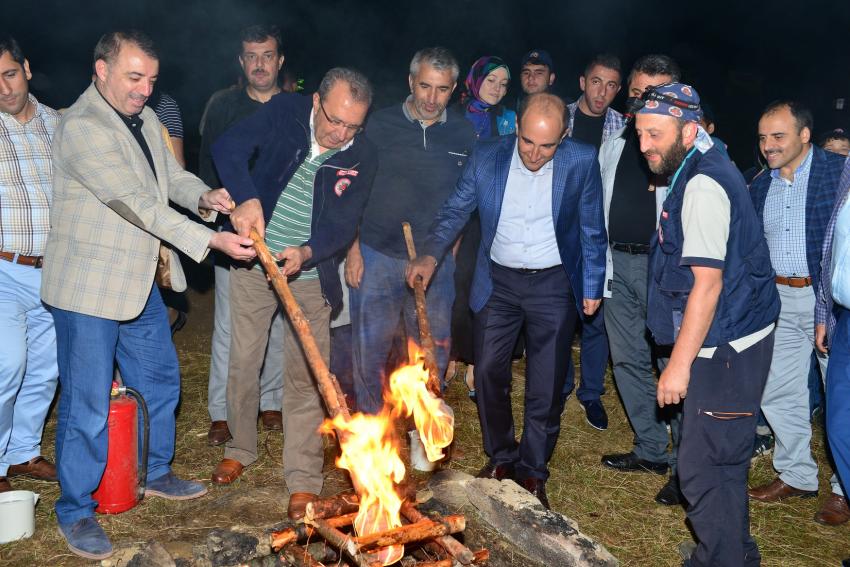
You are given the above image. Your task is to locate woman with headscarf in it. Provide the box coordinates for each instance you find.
[449,57,516,401]
[461,56,516,140]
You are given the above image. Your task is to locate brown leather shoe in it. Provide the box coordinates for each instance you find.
[211,458,244,485]
[7,456,57,481]
[0,477,11,492]
[748,477,817,502]
[260,410,283,431]
[815,493,850,526]
[207,421,231,446]
[476,462,515,480]
[517,477,550,509]
[287,492,318,520]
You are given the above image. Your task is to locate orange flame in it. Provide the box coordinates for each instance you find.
[321,343,454,566]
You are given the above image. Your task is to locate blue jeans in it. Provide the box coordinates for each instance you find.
[50,285,180,523]
[350,244,455,414]
[0,260,58,476]
[564,304,608,403]
[828,306,850,497]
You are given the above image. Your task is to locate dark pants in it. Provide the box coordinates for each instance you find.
[474,264,578,480]
[330,324,355,408]
[678,333,774,567]
[564,305,608,402]
[827,307,850,497]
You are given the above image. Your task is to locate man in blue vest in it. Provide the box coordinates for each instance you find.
[635,83,780,566]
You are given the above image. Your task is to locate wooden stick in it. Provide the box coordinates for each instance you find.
[309,519,385,567]
[401,503,475,565]
[410,560,453,567]
[353,515,465,550]
[472,549,490,563]
[304,491,360,522]
[401,222,442,397]
[249,229,350,420]
[270,512,357,550]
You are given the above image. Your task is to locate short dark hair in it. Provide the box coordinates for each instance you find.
[762,100,813,134]
[518,92,568,130]
[94,30,158,67]
[0,34,25,66]
[319,67,373,107]
[627,54,681,86]
[239,24,283,55]
[584,54,621,78]
[820,128,849,147]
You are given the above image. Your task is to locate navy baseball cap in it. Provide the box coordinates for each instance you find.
[521,49,555,72]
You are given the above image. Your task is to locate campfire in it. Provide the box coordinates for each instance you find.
[249,228,489,566]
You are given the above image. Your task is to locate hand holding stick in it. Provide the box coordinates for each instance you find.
[402,222,442,397]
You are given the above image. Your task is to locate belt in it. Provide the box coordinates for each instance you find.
[611,242,651,255]
[502,264,561,275]
[775,275,812,288]
[0,251,44,268]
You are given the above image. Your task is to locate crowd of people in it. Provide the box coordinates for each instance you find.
[1,22,849,567]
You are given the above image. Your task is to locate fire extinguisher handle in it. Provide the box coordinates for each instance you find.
[123,386,150,499]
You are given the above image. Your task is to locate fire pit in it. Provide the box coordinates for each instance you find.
[271,492,488,567]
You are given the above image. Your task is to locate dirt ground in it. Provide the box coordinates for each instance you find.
[1,266,848,566]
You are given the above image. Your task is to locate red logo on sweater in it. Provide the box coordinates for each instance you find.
[334,178,352,196]
[337,169,359,177]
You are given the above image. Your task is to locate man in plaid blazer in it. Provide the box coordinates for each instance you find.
[408,93,607,508]
[748,101,846,516]
[42,31,255,561]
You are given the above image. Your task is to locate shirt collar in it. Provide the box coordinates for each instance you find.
[510,138,554,176]
[770,146,813,182]
[308,106,353,159]
[402,95,447,125]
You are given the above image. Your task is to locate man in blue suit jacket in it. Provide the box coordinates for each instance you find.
[747,101,846,515]
[407,93,607,508]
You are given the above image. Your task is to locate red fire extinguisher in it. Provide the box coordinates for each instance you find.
[92,381,150,514]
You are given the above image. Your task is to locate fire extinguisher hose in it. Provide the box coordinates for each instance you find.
[123,386,150,499]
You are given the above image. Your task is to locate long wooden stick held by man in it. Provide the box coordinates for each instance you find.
[249,228,351,420]
[401,222,442,398]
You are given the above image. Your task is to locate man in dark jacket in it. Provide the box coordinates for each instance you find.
[209,68,377,521]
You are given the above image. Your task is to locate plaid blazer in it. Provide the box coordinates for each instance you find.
[42,84,215,320]
[816,158,850,342]
[422,135,607,313]
[749,145,846,294]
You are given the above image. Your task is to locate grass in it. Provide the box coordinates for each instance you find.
[0,285,847,566]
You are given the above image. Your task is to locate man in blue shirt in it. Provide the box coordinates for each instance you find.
[407,93,607,508]
[748,102,845,521]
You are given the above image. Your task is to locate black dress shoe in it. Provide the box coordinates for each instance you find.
[517,477,550,509]
[601,452,668,475]
[655,475,684,506]
[476,462,515,480]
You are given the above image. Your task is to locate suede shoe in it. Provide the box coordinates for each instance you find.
[58,517,113,560]
[7,456,57,481]
[517,477,550,509]
[145,472,208,500]
[748,477,817,502]
[580,399,608,431]
[207,421,231,446]
[476,462,515,481]
[814,493,850,526]
[261,410,283,431]
[0,477,11,493]
[287,492,319,520]
[655,475,684,506]
[601,452,668,475]
[212,458,245,485]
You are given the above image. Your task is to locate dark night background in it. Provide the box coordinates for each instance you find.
[10,0,850,170]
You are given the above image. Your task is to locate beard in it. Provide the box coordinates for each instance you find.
[648,129,688,178]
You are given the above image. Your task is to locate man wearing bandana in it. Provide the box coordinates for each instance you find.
[635,83,780,566]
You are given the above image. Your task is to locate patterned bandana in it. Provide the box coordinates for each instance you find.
[464,56,511,112]
[636,82,703,123]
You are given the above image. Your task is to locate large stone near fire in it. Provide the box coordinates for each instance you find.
[427,470,618,567]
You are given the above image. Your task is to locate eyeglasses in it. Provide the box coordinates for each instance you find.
[318,100,364,134]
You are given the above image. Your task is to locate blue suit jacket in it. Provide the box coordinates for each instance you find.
[750,145,845,293]
[421,135,607,313]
